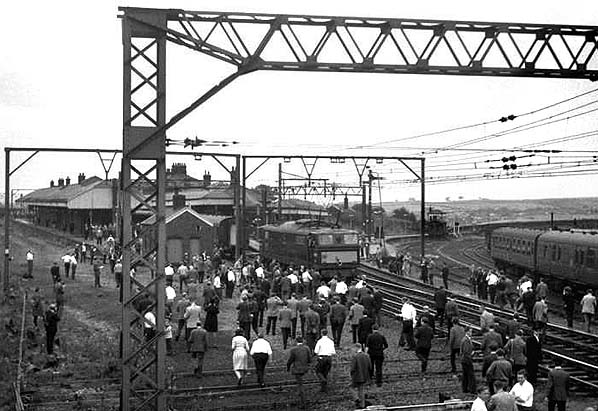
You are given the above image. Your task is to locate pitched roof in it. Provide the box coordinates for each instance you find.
[140,207,232,226]
[18,177,105,204]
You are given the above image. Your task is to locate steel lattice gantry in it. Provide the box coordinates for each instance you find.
[120,7,598,410]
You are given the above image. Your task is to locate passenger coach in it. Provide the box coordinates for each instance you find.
[490,227,598,289]
[258,219,360,279]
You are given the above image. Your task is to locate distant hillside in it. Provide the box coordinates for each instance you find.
[374,197,598,226]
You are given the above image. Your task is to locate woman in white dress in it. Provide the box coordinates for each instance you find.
[231,328,249,385]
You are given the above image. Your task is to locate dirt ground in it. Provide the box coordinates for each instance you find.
[1,221,597,410]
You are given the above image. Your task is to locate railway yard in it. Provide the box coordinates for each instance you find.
[4,4,598,411]
[2,219,598,410]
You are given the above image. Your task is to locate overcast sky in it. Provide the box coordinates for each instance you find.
[2,0,597,205]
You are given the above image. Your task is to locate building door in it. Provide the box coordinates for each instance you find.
[167,238,183,263]
[190,238,201,257]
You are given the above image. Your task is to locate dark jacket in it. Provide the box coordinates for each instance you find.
[360,294,375,315]
[504,335,526,366]
[547,367,569,401]
[481,330,503,354]
[357,316,375,344]
[279,307,293,328]
[351,352,372,384]
[304,309,320,333]
[414,323,434,349]
[486,358,512,383]
[287,344,312,374]
[366,332,388,357]
[330,303,349,323]
[445,300,459,318]
[434,288,447,309]
[237,301,252,323]
[449,324,465,350]
[188,327,208,353]
[526,334,542,365]
[460,335,474,364]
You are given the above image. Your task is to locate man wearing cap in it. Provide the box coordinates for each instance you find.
[314,329,336,392]
[250,332,272,387]
[188,321,208,377]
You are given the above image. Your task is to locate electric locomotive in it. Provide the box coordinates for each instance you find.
[258,219,360,279]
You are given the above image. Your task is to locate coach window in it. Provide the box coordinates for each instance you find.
[295,235,304,245]
[543,245,547,258]
[587,249,596,268]
[551,245,557,261]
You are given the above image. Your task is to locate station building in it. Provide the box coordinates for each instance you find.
[17,174,118,235]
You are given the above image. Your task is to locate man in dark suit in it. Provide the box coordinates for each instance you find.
[525,329,542,385]
[351,343,372,409]
[414,317,434,377]
[365,324,388,386]
[287,337,312,409]
[188,321,208,377]
[329,298,348,347]
[460,326,476,394]
[546,358,569,411]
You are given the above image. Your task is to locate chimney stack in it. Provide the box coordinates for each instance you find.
[50,180,55,188]
[203,171,211,187]
[58,178,65,187]
[78,173,86,184]
[65,176,71,186]
[173,188,186,210]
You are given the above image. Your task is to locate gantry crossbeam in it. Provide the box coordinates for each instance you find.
[122,8,598,80]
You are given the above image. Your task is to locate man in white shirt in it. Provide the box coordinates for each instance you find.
[509,370,534,411]
[399,298,417,350]
[144,310,156,342]
[486,270,499,304]
[314,329,336,392]
[226,268,236,298]
[250,332,273,387]
[255,264,265,281]
[301,267,312,296]
[69,254,78,280]
[471,386,490,411]
[61,253,72,279]
[165,284,176,313]
[287,271,299,295]
[165,264,175,285]
[316,282,331,299]
[213,274,223,300]
[26,249,34,278]
[335,279,348,304]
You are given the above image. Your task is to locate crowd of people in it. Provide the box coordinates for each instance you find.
[24,238,598,410]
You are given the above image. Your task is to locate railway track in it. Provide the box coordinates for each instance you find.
[358,263,598,392]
